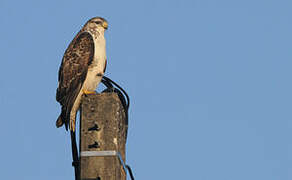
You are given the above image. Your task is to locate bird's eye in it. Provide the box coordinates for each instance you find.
[95,21,101,24]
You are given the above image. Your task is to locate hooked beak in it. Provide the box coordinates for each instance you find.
[102,21,108,30]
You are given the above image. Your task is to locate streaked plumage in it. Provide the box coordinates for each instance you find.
[56,17,108,132]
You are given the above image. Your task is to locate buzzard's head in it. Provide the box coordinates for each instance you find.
[85,17,108,31]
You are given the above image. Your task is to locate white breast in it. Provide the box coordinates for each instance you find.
[83,30,106,91]
[69,30,107,125]
[69,27,107,130]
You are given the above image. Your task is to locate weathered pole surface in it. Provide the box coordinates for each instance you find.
[80,93,127,180]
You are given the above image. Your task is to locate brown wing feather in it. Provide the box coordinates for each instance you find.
[56,32,94,130]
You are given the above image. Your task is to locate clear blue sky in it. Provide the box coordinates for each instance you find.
[0,0,291,179]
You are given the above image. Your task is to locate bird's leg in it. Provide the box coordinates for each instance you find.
[83,90,97,95]
[70,119,76,132]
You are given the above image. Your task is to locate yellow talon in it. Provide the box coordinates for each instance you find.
[83,90,96,95]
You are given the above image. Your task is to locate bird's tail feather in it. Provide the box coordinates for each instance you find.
[56,108,68,130]
[56,115,64,128]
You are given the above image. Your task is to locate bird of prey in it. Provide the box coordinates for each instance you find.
[56,17,108,132]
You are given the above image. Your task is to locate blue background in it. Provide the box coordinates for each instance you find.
[0,0,291,179]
